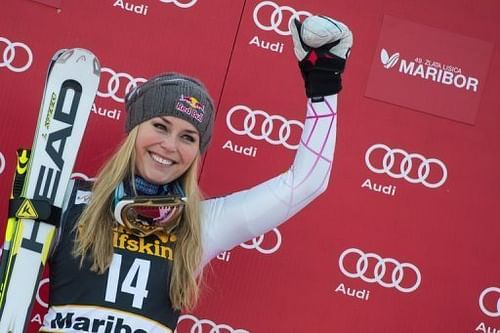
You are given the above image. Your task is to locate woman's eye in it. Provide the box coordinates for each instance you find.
[182,135,196,143]
[153,123,167,131]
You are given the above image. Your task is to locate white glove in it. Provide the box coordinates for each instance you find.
[290,15,353,98]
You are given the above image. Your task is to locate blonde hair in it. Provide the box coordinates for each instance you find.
[73,127,204,310]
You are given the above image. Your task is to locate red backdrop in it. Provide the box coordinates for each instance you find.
[0,0,499,332]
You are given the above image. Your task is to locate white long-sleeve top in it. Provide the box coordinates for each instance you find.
[201,94,337,264]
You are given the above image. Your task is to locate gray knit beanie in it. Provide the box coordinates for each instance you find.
[125,72,215,153]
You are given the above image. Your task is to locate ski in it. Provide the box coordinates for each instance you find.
[0,48,66,306]
[0,149,31,309]
[0,48,100,333]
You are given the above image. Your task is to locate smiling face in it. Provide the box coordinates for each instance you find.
[134,116,200,185]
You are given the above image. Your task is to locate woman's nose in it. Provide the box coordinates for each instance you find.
[160,135,178,151]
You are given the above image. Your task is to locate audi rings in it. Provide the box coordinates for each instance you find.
[338,248,421,293]
[479,287,500,317]
[159,0,197,9]
[0,37,33,72]
[253,1,311,36]
[71,172,96,181]
[176,314,249,333]
[240,227,282,255]
[226,105,303,150]
[0,152,5,175]
[97,67,146,103]
[365,143,447,188]
[36,278,50,309]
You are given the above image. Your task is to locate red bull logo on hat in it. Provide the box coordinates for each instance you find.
[179,95,205,112]
[176,94,205,123]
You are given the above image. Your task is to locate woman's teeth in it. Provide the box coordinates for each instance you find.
[151,153,173,166]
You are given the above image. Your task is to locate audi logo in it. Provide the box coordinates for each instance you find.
[159,0,197,9]
[365,143,447,188]
[36,278,50,308]
[0,36,33,73]
[479,287,500,317]
[240,227,282,254]
[338,248,421,293]
[97,67,146,103]
[71,172,96,181]
[253,1,311,36]
[175,314,249,333]
[226,105,303,150]
[0,152,5,175]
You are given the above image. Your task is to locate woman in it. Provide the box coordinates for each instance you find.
[41,15,352,333]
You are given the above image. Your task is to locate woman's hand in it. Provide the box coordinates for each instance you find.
[290,15,353,99]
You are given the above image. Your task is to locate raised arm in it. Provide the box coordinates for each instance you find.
[200,15,353,264]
